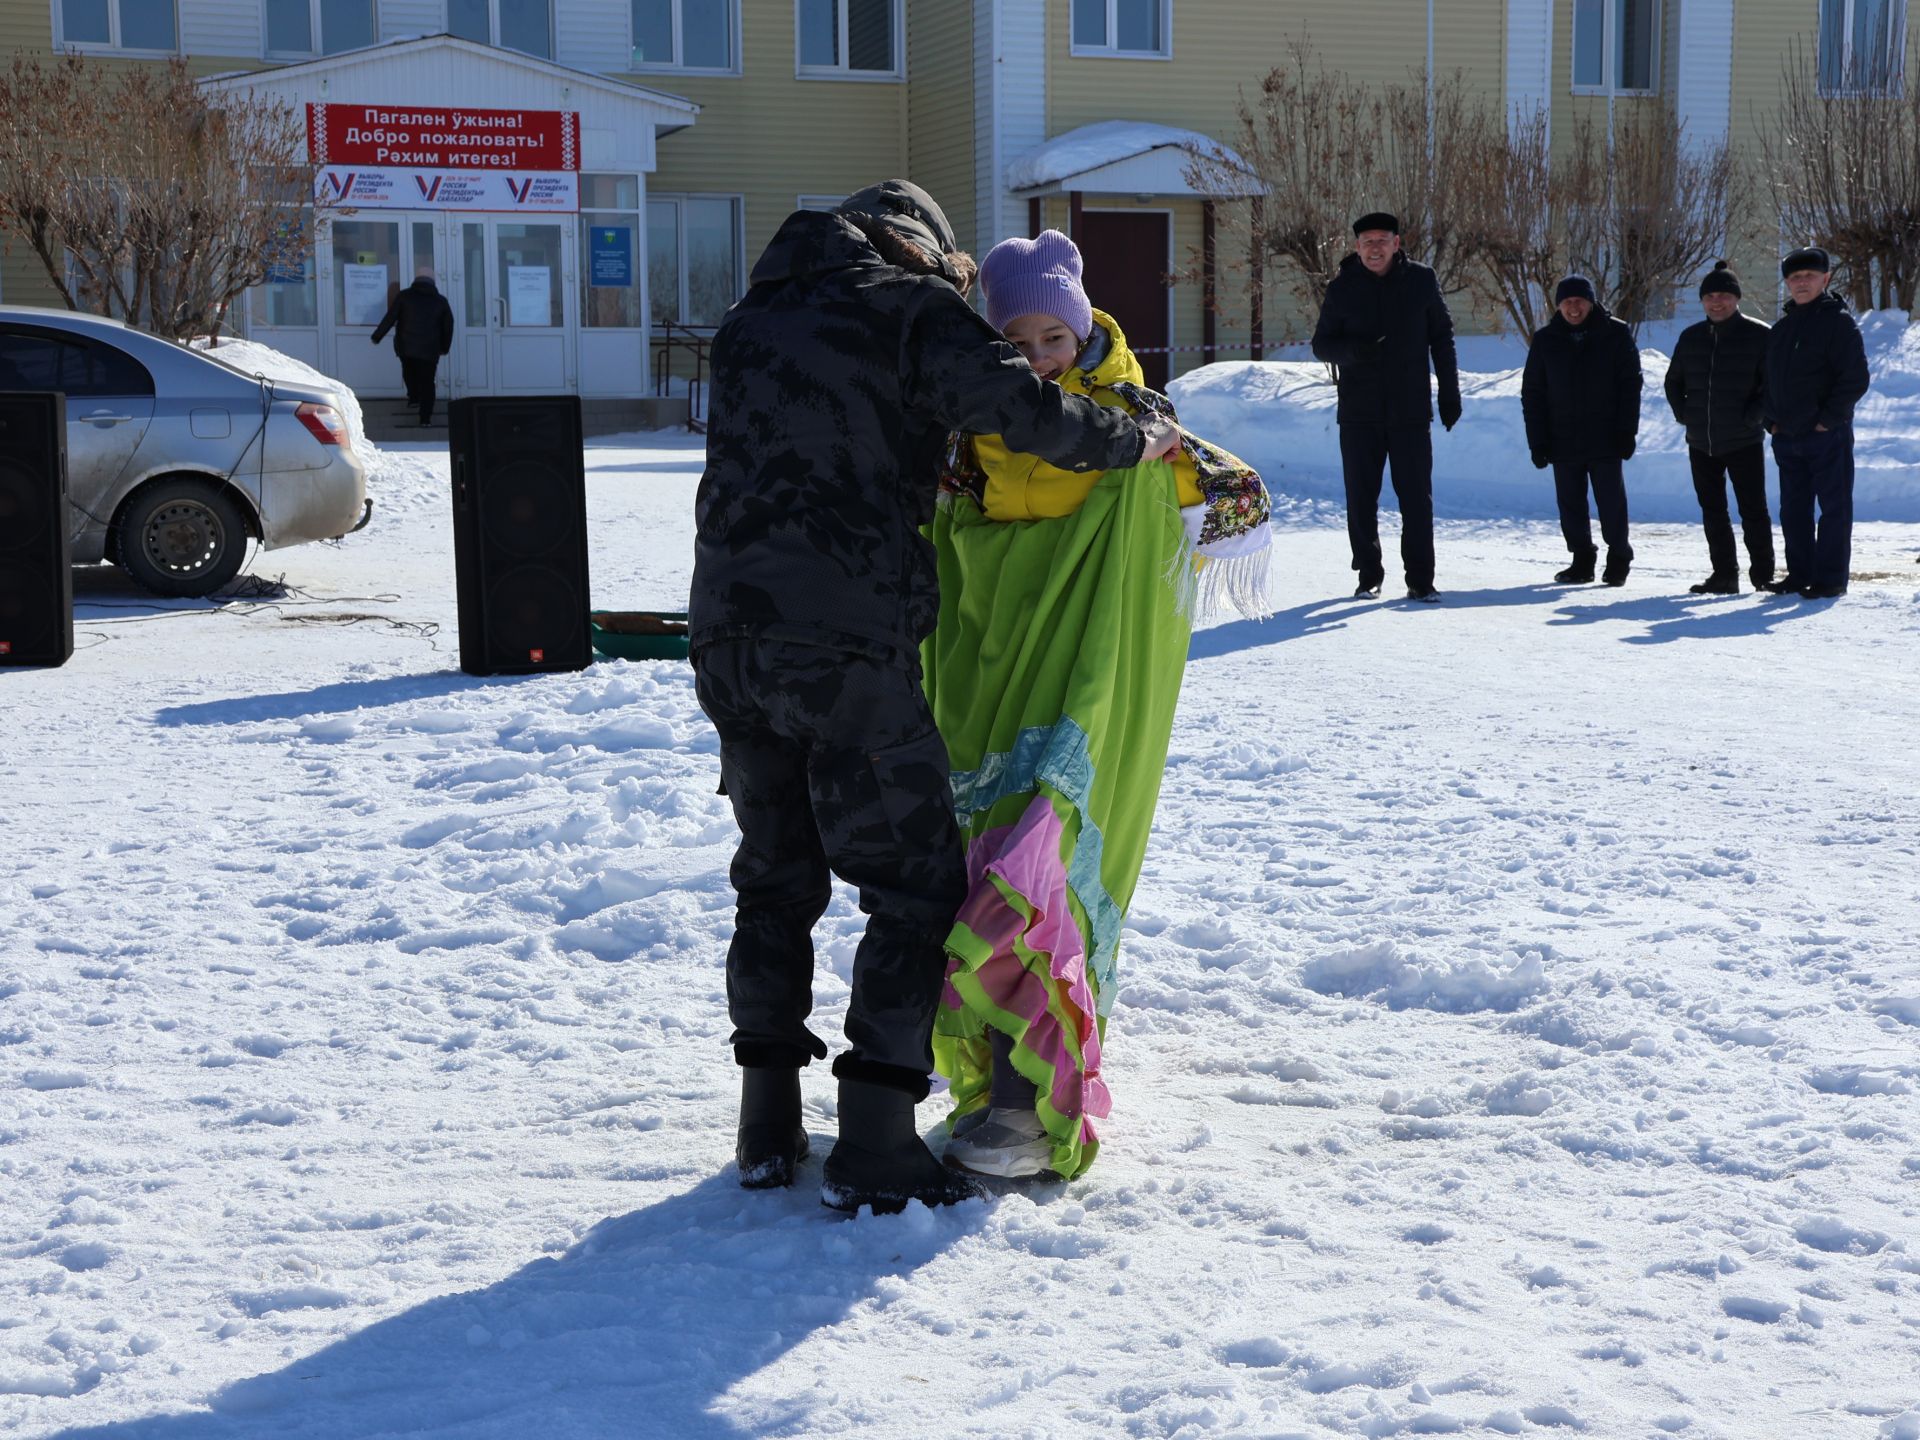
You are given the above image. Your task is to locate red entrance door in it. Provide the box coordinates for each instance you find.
[1075,210,1172,392]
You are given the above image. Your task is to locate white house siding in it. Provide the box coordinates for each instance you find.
[986,0,1044,256]
[180,0,261,57]
[1674,0,1733,152]
[379,0,448,41]
[1505,0,1553,134]
[555,0,629,72]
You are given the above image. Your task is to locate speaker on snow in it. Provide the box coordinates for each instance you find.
[447,395,592,676]
[0,392,73,669]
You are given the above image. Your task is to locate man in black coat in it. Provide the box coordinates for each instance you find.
[1310,211,1461,602]
[1664,261,1775,593]
[690,180,1174,1215]
[1521,276,1643,586]
[370,270,454,425]
[1762,246,1871,600]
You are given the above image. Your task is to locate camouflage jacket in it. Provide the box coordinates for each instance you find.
[689,196,1147,664]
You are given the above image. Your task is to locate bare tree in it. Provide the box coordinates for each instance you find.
[1756,35,1920,313]
[0,54,331,342]
[1453,105,1571,339]
[1563,103,1735,328]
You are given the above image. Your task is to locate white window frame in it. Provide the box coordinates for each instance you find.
[447,0,555,58]
[648,192,745,330]
[262,0,380,59]
[1570,0,1661,97]
[794,0,904,82]
[1068,0,1173,60]
[1819,0,1909,96]
[51,0,178,54]
[629,0,742,74]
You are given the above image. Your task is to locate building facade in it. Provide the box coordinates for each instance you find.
[0,0,1899,405]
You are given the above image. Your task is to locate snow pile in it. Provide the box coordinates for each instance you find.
[190,336,368,453]
[1172,309,1920,522]
[1005,119,1255,193]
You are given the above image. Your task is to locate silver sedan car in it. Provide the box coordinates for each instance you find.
[0,306,370,597]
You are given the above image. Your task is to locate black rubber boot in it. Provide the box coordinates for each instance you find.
[821,1078,983,1215]
[1553,549,1597,584]
[736,1067,809,1189]
[1601,549,1631,587]
[1688,573,1738,595]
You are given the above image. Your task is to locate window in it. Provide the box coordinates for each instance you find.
[1572,0,1658,93]
[0,329,153,397]
[1070,0,1168,57]
[1821,0,1906,94]
[581,175,643,328]
[647,196,741,327]
[447,0,553,58]
[632,0,736,69]
[796,0,900,78]
[264,0,376,55]
[58,0,176,50]
[251,210,318,327]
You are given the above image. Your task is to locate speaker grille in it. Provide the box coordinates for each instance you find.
[0,457,52,554]
[0,393,71,667]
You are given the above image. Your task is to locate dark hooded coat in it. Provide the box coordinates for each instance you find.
[371,278,453,360]
[689,181,1145,662]
[1309,251,1461,429]
[1762,290,1870,439]
[1521,305,1644,464]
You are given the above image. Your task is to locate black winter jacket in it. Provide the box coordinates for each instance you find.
[690,191,1145,663]
[1309,252,1460,428]
[371,279,453,360]
[1763,291,1870,438]
[1521,307,1643,464]
[1664,311,1769,456]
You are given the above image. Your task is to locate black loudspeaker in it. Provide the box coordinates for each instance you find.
[448,395,592,676]
[0,392,73,669]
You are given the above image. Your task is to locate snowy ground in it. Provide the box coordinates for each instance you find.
[4,429,1919,1440]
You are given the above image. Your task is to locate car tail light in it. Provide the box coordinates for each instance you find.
[295,402,346,446]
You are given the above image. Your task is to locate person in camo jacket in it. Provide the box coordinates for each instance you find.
[687,180,1179,1217]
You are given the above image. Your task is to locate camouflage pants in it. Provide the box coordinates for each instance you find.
[693,639,967,1098]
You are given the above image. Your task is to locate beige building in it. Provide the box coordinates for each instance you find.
[0,0,1892,406]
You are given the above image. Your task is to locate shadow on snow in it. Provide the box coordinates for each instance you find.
[50,1166,981,1440]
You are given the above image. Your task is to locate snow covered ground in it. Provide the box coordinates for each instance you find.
[5,413,1920,1438]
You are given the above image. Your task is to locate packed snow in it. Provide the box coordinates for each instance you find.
[3,332,1918,1439]
[1004,120,1254,194]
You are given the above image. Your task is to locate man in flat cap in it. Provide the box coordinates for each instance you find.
[1311,211,1461,603]
[1664,261,1775,593]
[1762,246,1870,599]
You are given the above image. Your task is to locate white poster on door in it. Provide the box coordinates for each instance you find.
[343,264,389,326]
[507,265,552,327]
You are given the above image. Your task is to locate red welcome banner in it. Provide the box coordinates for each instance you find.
[308,104,579,172]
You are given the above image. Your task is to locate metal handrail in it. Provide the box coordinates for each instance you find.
[650,321,711,432]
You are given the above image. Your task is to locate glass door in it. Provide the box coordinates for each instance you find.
[492,220,571,392]
[326,216,444,398]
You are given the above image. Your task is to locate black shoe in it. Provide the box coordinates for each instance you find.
[1749,567,1775,591]
[1354,569,1384,599]
[821,1078,983,1215]
[1601,550,1631,587]
[1761,574,1807,594]
[736,1067,809,1189]
[1689,573,1739,595]
[1799,583,1847,599]
[1406,585,1441,603]
[1554,551,1597,585]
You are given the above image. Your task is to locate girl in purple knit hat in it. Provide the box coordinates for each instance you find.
[925,229,1273,1182]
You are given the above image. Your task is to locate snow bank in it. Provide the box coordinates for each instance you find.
[1171,309,1920,522]
[1005,120,1251,193]
[189,336,368,453]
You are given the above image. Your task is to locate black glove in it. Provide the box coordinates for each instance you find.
[1438,393,1461,431]
[1617,435,1637,461]
[1531,451,1549,471]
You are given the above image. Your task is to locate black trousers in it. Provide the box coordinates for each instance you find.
[1772,427,1854,590]
[1339,423,1435,589]
[1689,443,1775,583]
[1551,458,1632,559]
[693,638,967,1100]
[400,357,439,423]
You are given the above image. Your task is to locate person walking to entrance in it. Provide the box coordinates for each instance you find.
[1664,261,1775,594]
[1522,276,1643,586]
[370,268,454,425]
[688,180,1177,1216]
[1310,211,1461,603]
[1763,246,1870,600]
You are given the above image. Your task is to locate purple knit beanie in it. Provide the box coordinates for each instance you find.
[980,230,1094,340]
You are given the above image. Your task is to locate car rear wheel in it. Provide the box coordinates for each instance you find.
[116,478,250,598]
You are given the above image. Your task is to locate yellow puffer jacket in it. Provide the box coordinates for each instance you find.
[973,309,1206,521]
